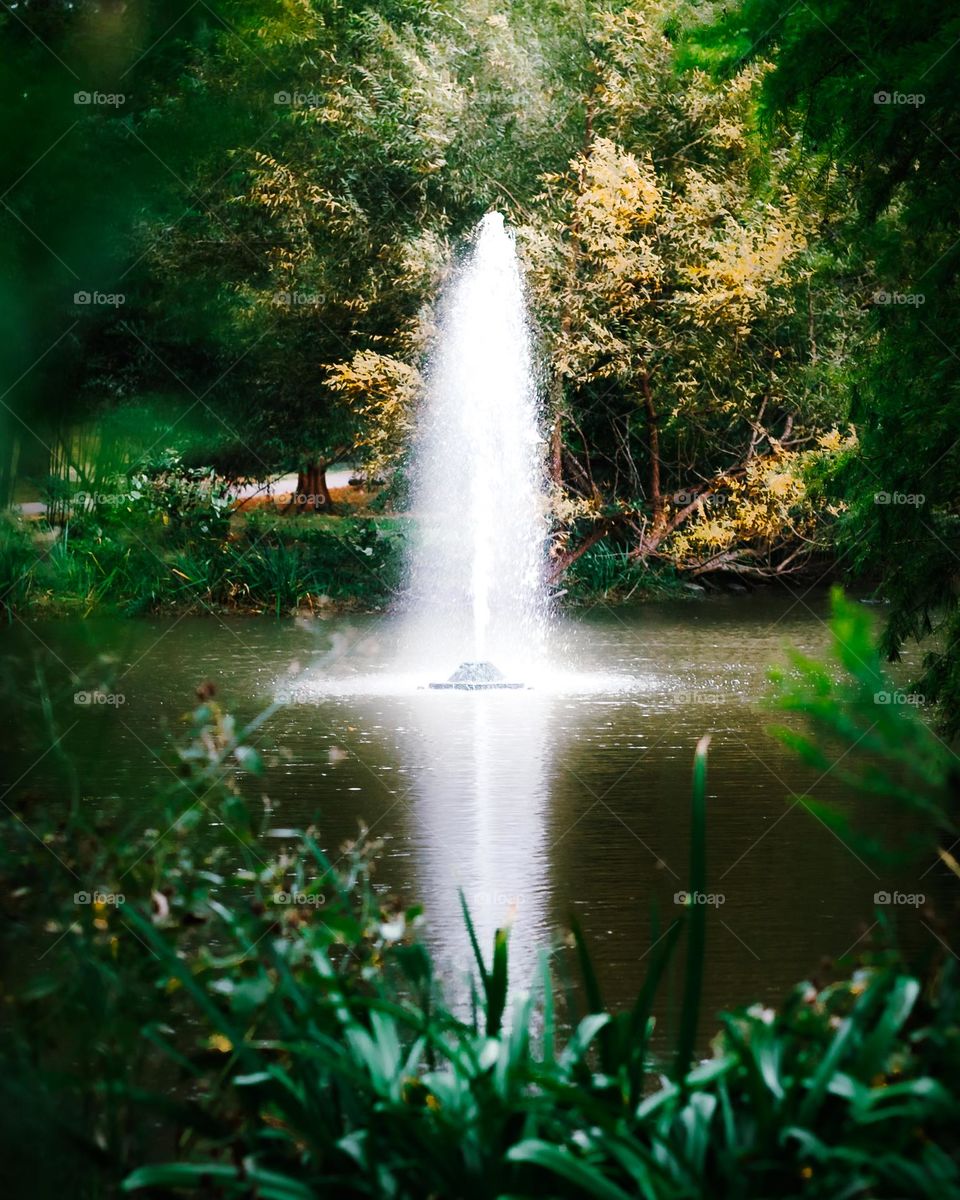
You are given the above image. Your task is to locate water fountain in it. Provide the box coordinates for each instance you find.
[281,210,636,702]
[406,211,548,687]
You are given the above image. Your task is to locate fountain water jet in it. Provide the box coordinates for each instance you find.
[407,212,548,686]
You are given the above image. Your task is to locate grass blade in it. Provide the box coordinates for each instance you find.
[675,734,709,1085]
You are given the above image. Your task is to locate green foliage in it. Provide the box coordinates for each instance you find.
[232,513,407,605]
[566,540,685,602]
[0,514,38,619]
[0,484,407,615]
[769,571,957,869]
[686,0,960,727]
[0,0,597,493]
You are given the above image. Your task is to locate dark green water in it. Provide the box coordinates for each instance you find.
[4,591,935,1030]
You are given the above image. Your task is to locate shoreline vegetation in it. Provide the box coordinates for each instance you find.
[2,593,957,1198]
[0,505,831,620]
[3,462,843,621]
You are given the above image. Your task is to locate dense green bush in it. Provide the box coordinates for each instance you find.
[566,539,684,603]
[0,513,39,618]
[234,512,408,608]
[0,476,408,616]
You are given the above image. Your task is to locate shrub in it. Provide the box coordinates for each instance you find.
[566,538,683,602]
[0,513,40,617]
[0,468,409,616]
[233,513,408,605]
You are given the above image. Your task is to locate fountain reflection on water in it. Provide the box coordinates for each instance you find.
[393,689,553,990]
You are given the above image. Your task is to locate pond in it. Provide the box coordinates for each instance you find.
[6,589,932,1038]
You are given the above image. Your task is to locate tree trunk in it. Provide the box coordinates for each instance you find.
[291,459,333,514]
[549,418,563,487]
[640,371,663,535]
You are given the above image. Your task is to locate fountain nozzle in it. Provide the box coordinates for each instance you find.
[428,661,524,691]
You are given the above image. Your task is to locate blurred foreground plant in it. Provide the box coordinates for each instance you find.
[770,586,959,868]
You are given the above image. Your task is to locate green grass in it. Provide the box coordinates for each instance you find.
[0,507,409,617]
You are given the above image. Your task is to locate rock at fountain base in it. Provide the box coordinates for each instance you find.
[428,661,524,690]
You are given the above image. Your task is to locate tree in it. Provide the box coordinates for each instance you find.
[95,0,593,507]
[521,7,839,578]
[688,0,960,725]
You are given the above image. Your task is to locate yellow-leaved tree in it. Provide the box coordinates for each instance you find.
[520,7,817,579]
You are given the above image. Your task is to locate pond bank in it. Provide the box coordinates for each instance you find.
[2,507,840,620]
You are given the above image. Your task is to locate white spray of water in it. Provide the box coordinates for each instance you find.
[406,212,548,677]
